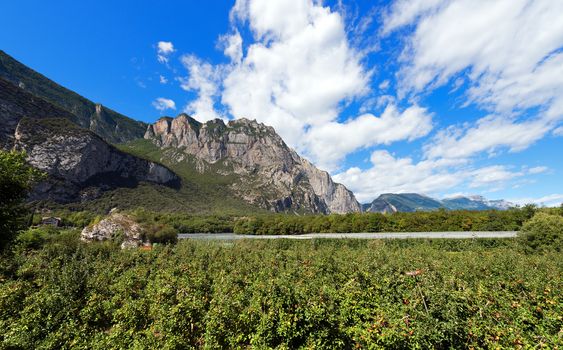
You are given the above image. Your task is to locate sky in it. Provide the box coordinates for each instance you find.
[2,0,562,206]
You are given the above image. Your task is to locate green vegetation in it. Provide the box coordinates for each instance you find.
[33,205,540,237]
[1,234,561,349]
[0,151,43,250]
[233,207,536,234]
[111,139,266,215]
[518,212,563,253]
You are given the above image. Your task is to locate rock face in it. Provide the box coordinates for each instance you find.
[144,114,361,214]
[80,211,146,249]
[14,117,180,203]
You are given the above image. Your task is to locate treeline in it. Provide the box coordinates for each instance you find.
[41,205,550,235]
[233,207,539,234]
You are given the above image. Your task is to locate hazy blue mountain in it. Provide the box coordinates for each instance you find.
[363,193,444,213]
[442,195,513,211]
[363,193,514,213]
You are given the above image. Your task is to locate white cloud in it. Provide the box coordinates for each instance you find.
[469,165,522,189]
[159,75,168,84]
[509,194,563,207]
[157,41,175,63]
[334,149,532,202]
[385,0,563,161]
[179,55,224,122]
[167,0,433,171]
[220,31,243,62]
[424,115,553,159]
[554,126,563,137]
[333,150,466,203]
[223,0,371,150]
[152,97,176,112]
[382,0,445,35]
[528,166,548,175]
[305,104,432,169]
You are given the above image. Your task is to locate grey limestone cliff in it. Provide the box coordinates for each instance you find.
[14,117,179,203]
[144,114,360,214]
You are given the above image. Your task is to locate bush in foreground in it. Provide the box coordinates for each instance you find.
[518,212,563,253]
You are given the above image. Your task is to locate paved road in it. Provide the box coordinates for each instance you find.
[178,231,518,240]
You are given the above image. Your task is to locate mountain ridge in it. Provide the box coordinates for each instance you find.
[142,114,361,214]
[0,50,146,144]
[363,193,514,213]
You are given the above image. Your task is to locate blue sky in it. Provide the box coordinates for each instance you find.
[2,0,562,205]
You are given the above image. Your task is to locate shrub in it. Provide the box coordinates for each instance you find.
[145,224,178,244]
[15,228,50,249]
[518,212,563,253]
[0,151,44,250]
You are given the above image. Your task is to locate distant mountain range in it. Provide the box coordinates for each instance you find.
[362,193,514,213]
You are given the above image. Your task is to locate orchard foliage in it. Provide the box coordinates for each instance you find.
[0,237,561,349]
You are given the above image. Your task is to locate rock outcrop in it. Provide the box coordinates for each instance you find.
[14,117,180,203]
[144,114,361,214]
[80,210,146,249]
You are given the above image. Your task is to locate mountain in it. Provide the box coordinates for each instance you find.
[14,117,179,203]
[363,193,444,213]
[0,50,146,144]
[442,195,514,211]
[363,193,514,213]
[139,114,361,214]
[0,77,81,149]
[1,51,359,214]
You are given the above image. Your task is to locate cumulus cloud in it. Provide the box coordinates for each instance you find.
[334,149,535,203]
[173,0,430,170]
[468,166,523,189]
[382,0,563,161]
[527,166,548,175]
[159,75,168,84]
[222,0,371,149]
[157,41,175,63]
[165,0,561,201]
[152,97,176,112]
[333,150,466,203]
[219,31,243,62]
[424,115,553,160]
[179,55,225,122]
[305,104,433,169]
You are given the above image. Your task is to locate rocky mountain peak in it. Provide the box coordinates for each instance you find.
[144,114,360,214]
